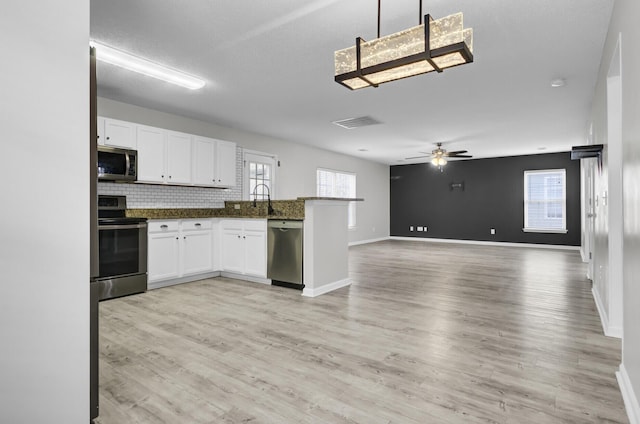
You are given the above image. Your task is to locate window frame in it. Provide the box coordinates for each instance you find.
[316,168,357,229]
[243,149,277,201]
[523,168,568,234]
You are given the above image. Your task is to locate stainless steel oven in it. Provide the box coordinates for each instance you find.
[96,195,148,300]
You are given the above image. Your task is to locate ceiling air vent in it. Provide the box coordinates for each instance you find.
[332,116,381,129]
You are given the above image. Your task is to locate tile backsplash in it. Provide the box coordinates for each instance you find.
[98,147,243,208]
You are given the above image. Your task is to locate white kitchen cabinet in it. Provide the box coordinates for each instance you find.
[148,221,180,282]
[221,224,244,274]
[244,228,267,277]
[97,116,105,146]
[148,219,214,284]
[181,220,213,276]
[136,127,192,185]
[103,118,136,149]
[220,219,267,278]
[192,136,216,186]
[166,131,192,184]
[215,140,237,187]
[192,136,236,187]
[136,125,166,183]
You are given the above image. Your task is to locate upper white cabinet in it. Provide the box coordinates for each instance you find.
[103,118,136,149]
[137,125,166,183]
[215,140,237,187]
[192,136,237,187]
[136,127,192,185]
[97,116,105,146]
[192,137,216,186]
[166,131,192,184]
[98,116,236,188]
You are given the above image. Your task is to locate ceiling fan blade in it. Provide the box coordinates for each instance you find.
[445,150,468,155]
[449,154,473,158]
[405,155,430,159]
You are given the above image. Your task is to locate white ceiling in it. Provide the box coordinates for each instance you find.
[91,0,613,165]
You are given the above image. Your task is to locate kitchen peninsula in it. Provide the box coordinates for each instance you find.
[127,197,363,297]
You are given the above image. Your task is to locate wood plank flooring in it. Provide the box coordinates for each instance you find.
[95,240,627,423]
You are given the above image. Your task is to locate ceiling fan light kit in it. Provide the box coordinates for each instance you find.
[334,1,473,90]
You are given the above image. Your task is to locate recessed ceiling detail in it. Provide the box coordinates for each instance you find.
[332,116,382,129]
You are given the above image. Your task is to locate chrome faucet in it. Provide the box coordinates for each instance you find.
[252,183,274,215]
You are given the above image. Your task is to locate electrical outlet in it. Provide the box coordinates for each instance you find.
[234,204,241,210]
[490,228,496,235]
[417,226,424,232]
[410,226,414,232]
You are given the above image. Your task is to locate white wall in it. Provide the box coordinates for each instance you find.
[0,2,89,423]
[590,0,640,421]
[98,97,390,243]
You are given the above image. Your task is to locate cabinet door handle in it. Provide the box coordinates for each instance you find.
[195,223,201,227]
[237,235,240,238]
[160,224,168,229]
[175,237,179,240]
[184,236,186,239]
[243,236,246,239]
[106,136,110,140]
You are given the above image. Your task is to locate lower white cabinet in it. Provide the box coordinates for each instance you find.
[148,221,180,282]
[220,219,267,278]
[148,219,214,283]
[147,218,267,287]
[182,220,213,276]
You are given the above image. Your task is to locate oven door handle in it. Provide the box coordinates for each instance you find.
[98,223,147,230]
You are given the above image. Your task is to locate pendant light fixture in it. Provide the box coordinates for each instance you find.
[334,0,473,90]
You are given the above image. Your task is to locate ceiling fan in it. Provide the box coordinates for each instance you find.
[406,142,473,166]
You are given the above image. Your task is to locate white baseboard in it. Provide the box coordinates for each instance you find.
[592,287,622,338]
[617,363,640,424]
[389,236,580,251]
[302,278,351,297]
[148,271,220,290]
[349,236,390,247]
[220,271,271,285]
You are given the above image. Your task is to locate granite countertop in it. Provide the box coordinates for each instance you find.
[126,197,364,220]
[298,197,364,201]
[127,199,306,220]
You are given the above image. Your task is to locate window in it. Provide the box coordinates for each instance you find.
[244,151,276,201]
[317,168,357,228]
[523,169,567,233]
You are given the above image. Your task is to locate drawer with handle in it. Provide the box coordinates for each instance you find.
[148,220,180,233]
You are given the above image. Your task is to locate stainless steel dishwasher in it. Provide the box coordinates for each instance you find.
[267,220,303,289]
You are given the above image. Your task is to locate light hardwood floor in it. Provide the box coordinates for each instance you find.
[95,240,627,423]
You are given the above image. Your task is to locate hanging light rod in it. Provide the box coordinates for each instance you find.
[90,40,206,90]
[334,0,473,90]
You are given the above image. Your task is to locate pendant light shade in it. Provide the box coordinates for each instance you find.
[335,11,473,90]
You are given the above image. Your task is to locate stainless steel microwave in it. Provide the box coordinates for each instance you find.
[97,146,137,182]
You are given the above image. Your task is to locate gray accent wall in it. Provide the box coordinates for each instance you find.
[390,152,581,246]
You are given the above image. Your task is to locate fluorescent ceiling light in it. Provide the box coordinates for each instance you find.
[90,40,205,90]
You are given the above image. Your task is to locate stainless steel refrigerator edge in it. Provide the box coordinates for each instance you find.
[89,46,100,422]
